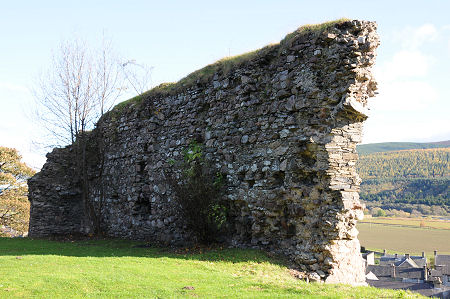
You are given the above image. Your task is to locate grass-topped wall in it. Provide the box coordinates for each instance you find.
[29,19,379,285]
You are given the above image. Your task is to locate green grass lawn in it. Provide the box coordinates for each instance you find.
[0,238,422,298]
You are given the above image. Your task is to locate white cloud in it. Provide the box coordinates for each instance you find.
[372,80,438,111]
[412,24,438,47]
[373,47,437,113]
[0,81,45,169]
[0,129,46,170]
[394,24,438,49]
[22,150,47,170]
[373,24,439,115]
[362,118,450,144]
[0,81,32,113]
[0,82,29,94]
[366,23,444,143]
[375,50,432,81]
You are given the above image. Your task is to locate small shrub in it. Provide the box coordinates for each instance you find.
[167,142,228,244]
[372,208,387,217]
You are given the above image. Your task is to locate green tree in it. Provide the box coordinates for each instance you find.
[375,209,386,217]
[0,147,35,236]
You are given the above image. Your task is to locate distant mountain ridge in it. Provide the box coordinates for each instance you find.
[357,140,450,155]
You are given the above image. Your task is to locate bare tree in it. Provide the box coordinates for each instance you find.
[32,35,153,235]
[95,35,123,116]
[121,59,153,97]
[33,35,124,146]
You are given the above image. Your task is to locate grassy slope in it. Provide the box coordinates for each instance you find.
[0,238,422,298]
[357,141,450,155]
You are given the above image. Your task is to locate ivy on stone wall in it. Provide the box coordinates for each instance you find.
[167,142,228,244]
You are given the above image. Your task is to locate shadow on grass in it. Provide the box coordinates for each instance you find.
[0,237,289,266]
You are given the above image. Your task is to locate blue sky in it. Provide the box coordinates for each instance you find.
[1,0,449,168]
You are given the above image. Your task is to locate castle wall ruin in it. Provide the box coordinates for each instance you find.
[28,20,379,285]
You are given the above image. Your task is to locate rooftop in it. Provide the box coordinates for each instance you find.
[435,254,450,267]
[380,254,427,268]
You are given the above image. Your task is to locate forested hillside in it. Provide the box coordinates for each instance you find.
[356,140,450,154]
[358,148,449,178]
[356,147,450,216]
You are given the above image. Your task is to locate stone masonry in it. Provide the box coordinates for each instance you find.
[28,20,379,285]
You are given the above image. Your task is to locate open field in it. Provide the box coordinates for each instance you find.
[360,216,450,230]
[357,220,450,255]
[0,238,423,298]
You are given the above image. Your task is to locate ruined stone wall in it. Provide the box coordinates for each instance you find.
[28,20,379,285]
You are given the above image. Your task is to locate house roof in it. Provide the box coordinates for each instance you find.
[435,254,450,267]
[366,265,392,278]
[380,254,426,268]
[396,267,425,279]
[366,271,379,280]
[367,265,425,280]
[434,265,450,276]
[398,258,419,268]
[367,280,444,298]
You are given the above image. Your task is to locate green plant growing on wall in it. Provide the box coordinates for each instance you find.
[167,141,228,244]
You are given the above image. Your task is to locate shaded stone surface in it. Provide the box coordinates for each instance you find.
[28,20,379,285]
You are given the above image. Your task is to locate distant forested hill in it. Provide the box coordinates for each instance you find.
[357,148,449,178]
[356,140,450,155]
[356,145,450,216]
